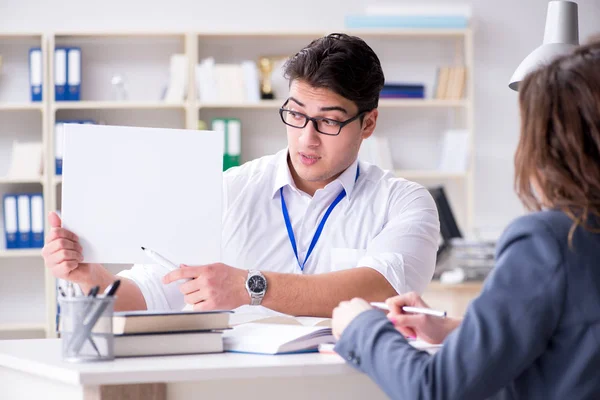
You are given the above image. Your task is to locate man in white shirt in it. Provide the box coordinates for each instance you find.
[42,33,440,317]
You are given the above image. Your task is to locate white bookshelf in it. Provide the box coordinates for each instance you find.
[0,28,475,339]
[53,101,187,110]
[0,249,42,258]
[0,33,49,338]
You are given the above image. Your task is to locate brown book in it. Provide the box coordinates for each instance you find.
[114,330,224,357]
[435,67,450,100]
[112,310,232,335]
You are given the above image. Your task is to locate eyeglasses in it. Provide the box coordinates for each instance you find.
[278,100,367,136]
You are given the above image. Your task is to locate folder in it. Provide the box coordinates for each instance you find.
[226,119,241,169]
[211,118,228,171]
[54,48,68,101]
[17,194,32,248]
[29,47,43,102]
[3,195,18,249]
[67,47,81,101]
[30,194,44,248]
[55,122,65,175]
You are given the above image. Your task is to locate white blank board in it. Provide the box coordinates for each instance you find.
[61,124,224,265]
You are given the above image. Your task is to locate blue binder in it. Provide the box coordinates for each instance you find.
[29,47,43,102]
[67,47,81,101]
[30,194,44,248]
[17,194,32,248]
[3,194,18,249]
[54,47,68,101]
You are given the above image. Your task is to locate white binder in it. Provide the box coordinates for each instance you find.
[17,194,32,248]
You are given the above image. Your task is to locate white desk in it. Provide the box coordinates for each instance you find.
[0,339,388,400]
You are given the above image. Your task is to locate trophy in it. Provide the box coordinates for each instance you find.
[258,57,275,100]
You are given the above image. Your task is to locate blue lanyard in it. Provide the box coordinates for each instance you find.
[280,165,359,271]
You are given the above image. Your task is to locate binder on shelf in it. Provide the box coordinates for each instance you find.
[55,122,65,175]
[54,47,68,101]
[30,194,44,248]
[226,119,241,170]
[17,194,32,248]
[67,47,81,101]
[29,47,43,102]
[211,119,228,171]
[212,118,241,171]
[3,195,18,249]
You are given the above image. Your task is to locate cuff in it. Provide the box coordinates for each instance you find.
[357,253,406,294]
[334,309,392,370]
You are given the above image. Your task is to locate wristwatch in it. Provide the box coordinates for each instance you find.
[245,270,267,306]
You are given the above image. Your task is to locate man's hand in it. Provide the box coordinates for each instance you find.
[42,211,99,286]
[332,298,373,339]
[162,263,249,311]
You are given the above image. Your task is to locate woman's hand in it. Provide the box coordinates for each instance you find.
[332,298,373,339]
[386,292,461,344]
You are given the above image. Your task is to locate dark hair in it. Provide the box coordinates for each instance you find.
[515,40,600,241]
[283,33,385,113]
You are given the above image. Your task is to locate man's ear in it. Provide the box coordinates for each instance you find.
[361,109,378,140]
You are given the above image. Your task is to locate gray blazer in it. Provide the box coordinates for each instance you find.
[335,210,600,399]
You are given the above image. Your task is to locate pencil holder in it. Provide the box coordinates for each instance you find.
[58,296,116,362]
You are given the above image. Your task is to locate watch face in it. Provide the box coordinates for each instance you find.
[248,275,266,294]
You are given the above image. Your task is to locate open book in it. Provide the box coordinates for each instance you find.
[224,312,333,354]
[228,312,331,328]
[224,322,334,355]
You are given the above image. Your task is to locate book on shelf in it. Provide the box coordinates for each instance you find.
[114,330,224,357]
[112,309,232,335]
[347,3,471,29]
[196,57,260,103]
[434,66,467,100]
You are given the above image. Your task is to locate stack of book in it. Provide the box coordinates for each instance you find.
[435,238,496,283]
[434,66,467,100]
[380,83,425,99]
[111,310,232,357]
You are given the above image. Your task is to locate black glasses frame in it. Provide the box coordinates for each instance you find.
[278,100,368,136]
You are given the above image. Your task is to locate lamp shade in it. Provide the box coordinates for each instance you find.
[509,1,579,91]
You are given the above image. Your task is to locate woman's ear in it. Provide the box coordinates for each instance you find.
[361,109,378,140]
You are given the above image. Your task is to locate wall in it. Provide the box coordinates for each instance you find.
[1,0,599,231]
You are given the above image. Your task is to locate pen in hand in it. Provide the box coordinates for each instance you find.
[370,302,447,318]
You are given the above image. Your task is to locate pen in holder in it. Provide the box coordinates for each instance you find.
[58,281,120,363]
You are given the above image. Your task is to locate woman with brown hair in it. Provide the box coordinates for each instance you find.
[330,40,600,399]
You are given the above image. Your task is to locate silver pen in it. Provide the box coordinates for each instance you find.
[370,302,447,318]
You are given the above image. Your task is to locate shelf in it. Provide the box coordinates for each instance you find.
[426,280,484,292]
[54,31,186,38]
[196,28,469,38]
[0,249,42,258]
[0,33,43,39]
[0,103,44,111]
[53,101,186,110]
[379,99,467,108]
[0,323,46,332]
[0,177,44,184]
[395,170,467,180]
[198,99,467,110]
[54,176,62,185]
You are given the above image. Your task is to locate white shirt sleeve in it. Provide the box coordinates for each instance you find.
[116,264,186,311]
[357,183,440,295]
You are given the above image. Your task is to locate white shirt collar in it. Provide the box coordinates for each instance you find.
[271,149,360,200]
